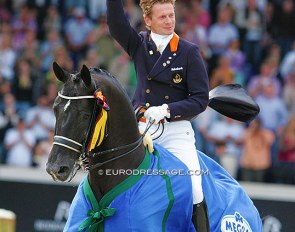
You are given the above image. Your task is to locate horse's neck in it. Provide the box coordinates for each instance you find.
[88,145,145,201]
[87,94,145,201]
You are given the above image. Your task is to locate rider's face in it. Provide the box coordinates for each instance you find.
[144,3,175,35]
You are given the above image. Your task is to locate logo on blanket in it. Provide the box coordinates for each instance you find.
[221,212,252,232]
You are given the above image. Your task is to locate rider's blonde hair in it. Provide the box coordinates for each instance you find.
[139,0,176,17]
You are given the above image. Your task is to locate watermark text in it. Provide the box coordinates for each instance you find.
[97,169,209,176]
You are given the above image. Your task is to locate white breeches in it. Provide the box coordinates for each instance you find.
[139,120,204,204]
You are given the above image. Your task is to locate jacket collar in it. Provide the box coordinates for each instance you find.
[148,32,180,78]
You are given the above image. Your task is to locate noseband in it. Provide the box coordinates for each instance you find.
[53,135,82,154]
[53,91,146,171]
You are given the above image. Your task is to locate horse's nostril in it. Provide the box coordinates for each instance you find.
[58,166,69,175]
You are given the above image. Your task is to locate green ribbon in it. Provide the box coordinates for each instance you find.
[78,207,116,232]
[79,148,151,231]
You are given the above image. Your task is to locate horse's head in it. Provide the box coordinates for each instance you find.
[46,62,139,182]
[46,62,96,181]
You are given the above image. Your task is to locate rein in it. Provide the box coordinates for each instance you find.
[53,91,152,171]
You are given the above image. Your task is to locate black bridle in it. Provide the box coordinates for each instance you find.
[53,90,152,171]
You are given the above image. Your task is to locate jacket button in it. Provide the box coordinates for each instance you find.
[146,89,150,94]
[146,103,150,107]
[165,96,169,99]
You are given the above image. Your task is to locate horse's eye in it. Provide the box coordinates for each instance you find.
[53,98,62,115]
[79,111,91,120]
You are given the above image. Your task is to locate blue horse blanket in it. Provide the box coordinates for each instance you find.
[64,144,262,232]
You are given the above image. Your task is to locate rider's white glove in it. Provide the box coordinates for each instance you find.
[144,104,170,124]
[139,128,154,153]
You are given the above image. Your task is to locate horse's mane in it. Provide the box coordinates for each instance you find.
[88,67,130,99]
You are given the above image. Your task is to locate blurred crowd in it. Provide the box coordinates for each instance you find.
[0,0,294,185]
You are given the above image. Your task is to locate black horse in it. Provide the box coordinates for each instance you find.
[46,62,262,231]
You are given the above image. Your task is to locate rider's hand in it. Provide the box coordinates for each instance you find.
[144,104,170,124]
[139,128,154,153]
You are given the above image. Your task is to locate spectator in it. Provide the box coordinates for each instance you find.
[274,116,295,184]
[247,60,281,98]
[271,0,295,58]
[125,0,143,31]
[277,116,295,163]
[0,21,13,35]
[79,47,101,70]
[26,0,52,41]
[52,46,73,72]
[208,5,238,56]
[174,0,189,29]
[280,41,295,81]
[11,1,26,13]
[255,81,288,133]
[231,0,247,40]
[0,0,13,22]
[64,7,94,69]
[262,43,282,72]
[206,116,245,179]
[42,5,62,35]
[0,93,20,136]
[108,46,136,97]
[181,9,209,59]
[63,0,86,17]
[210,55,235,89]
[207,0,220,23]
[39,29,64,73]
[225,39,246,74]
[0,93,20,163]
[224,39,246,86]
[45,81,59,106]
[45,45,73,85]
[18,29,41,70]
[190,0,211,30]
[239,118,275,182]
[243,0,264,68]
[33,129,54,169]
[11,4,37,52]
[0,80,12,105]
[0,32,17,82]
[12,58,39,111]
[191,107,220,160]
[263,1,274,40]
[87,0,107,22]
[25,94,55,142]
[88,15,117,69]
[283,70,295,116]
[4,117,36,167]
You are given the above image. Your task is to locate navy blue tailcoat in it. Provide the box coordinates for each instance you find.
[107,0,209,121]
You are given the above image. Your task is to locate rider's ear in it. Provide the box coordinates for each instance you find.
[80,64,91,87]
[53,62,69,83]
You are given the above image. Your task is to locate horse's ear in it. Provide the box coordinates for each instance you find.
[53,62,69,83]
[80,64,91,87]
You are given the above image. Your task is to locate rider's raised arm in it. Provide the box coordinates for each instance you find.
[106,0,142,57]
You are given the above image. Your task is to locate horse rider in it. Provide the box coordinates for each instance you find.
[106,0,210,230]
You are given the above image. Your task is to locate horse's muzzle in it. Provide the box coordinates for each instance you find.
[46,163,71,182]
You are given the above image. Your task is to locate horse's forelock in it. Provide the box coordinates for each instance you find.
[59,74,84,98]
